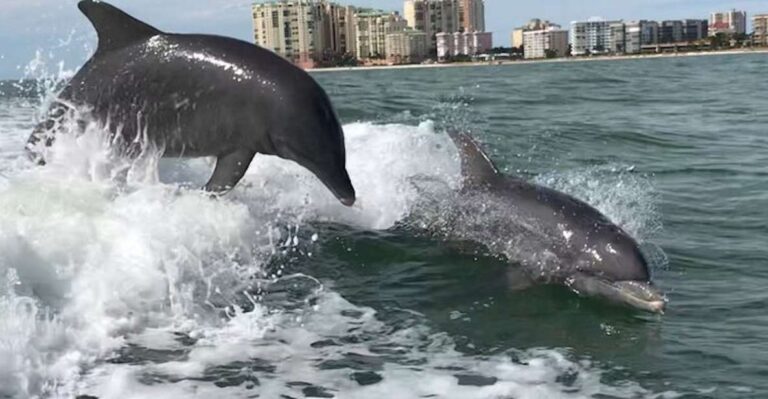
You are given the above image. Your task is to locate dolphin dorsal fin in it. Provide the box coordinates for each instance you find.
[78,0,162,54]
[446,129,501,186]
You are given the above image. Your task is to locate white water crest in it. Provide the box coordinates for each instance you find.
[0,80,664,398]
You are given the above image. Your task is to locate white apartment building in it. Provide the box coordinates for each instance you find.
[571,18,623,56]
[523,26,568,59]
[355,11,407,59]
[436,31,492,60]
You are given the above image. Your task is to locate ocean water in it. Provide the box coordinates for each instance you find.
[0,53,766,398]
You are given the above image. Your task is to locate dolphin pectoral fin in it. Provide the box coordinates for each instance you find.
[203,149,256,195]
[446,129,501,187]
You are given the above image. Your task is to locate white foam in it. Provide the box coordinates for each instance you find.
[0,94,662,398]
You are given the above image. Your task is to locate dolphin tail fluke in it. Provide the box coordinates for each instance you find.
[446,129,501,186]
[78,0,162,54]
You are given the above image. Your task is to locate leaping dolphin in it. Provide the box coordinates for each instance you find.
[26,0,356,206]
[425,131,667,313]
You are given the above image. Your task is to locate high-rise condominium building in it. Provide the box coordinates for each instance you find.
[624,20,658,53]
[355,10,408,59]
[512,19,556,48]
[658,19,707,43]
[404,0,462,51]
[659,20,683,44]
[436,31,492,60]
[324,3,358,58]
[253,1,327,68]
[709,9,747,36]
[571,18,624,56]
[608,21,626,53]
[386,28,429,64]
[253,1,357,68]
[682,20,708,42]
[459,0,485,32]
[522,26,568,59]
[754,14,768,46]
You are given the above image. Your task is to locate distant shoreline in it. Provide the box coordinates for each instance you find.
[308,48,768,73]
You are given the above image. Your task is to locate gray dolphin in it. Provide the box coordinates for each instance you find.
[424,131,666,313]
[26,0,355,205]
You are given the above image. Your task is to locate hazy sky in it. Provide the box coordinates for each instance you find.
[0,0,765,79]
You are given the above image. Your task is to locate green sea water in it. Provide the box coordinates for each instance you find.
[0,53,766,398]
[310,54,768,397]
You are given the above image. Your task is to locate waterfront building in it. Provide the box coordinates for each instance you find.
[386,28,428,64]
[459,0,485,32]
[355,10,407,60]
[522,26,568,59]
[754,14,768,46]
[609,21,626,53]
[324,3,358,58]
[252,1,329,69]
[436,31,492,61]
[682,19,708,42]
[625,20,665,53]
[511,19,556,48]
[659,20,683,44]
[404,0,462,52]
[641,20,660,45]
[625,21,642,53]
[571,18,624,56]
[709,9,747,36]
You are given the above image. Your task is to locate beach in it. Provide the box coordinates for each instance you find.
[309,47,768,72]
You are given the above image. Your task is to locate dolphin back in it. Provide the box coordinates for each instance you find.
[78,0,162,54]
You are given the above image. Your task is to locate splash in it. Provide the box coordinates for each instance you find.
[0,50,666,396]
[0,108,663,397]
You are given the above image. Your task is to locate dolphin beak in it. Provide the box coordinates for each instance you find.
[609,280,667,314]
[317,170,356,207]
[339,196,356,207]
[298,160,356,207]
[567,274,667,314]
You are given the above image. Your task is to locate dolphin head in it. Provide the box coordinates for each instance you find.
[567,226,667,313]
[268,84,356,207]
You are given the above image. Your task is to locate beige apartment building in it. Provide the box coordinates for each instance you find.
[754,14,768,46]
[355,11,407,60]
[460,0,485,32]
[404,0,462,52]
[252,1,327,68]
[511,19,557,48]
[523,26,568,59]
[386,28,428,64]
[252,1,357,68]
[324,3,358,57]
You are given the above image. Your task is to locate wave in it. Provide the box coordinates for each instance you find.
[0,88,666,398]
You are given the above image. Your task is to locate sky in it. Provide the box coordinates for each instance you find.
[0,0,765,79]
